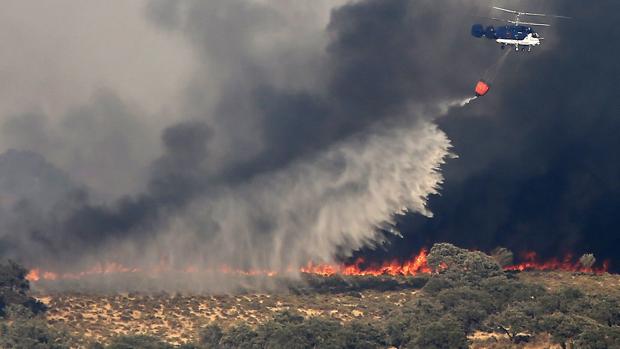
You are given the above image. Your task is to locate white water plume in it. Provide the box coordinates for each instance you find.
[436,96,479,115]
[151,110,456,282]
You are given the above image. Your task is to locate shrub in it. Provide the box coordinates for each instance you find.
[582,296,620,327]
[485,302,538,342]
[0,260,46,317]
[579,254,596,269]
[386,298,444,347]
[538,313,584,349]
[479,276,546,309]
[298,317,343,348]
[575,325,620,349]
[251,311,348,349]
[105,335,173,349]
[490,247,514,268]
[426,243,504,289]
[198,324,223,348]
[437,287,495,332]
[0,317,72,349]
[338,320,387,349]
[219,324,258,349]
[407,316,468,349]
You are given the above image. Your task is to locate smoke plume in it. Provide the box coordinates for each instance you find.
[0,0,547,290]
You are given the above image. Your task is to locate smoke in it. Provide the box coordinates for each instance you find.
[160,118,451,271]
[360,1,620,271]
[0,0,505,290]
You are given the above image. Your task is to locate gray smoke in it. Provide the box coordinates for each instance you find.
[0,0,529,290]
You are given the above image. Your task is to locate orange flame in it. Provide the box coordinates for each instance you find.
[24,248,610,283]
[26,269,40,282]
[302,248,431,276]
[504,251,609,274]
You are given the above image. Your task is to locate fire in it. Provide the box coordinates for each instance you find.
[301,248,431,277]
[25,249,431,282]
[505,251,609,274]
[26,269,40,282]
[24,248,610,283]
[26,263,140,282]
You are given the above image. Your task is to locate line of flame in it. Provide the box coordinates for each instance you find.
[25,249,609,282]
[504,251,609,273]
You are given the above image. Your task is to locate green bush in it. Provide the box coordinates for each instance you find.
[579,254,596,269]
[425,243,505,289]
[490,247,514,268]
[575,325,620,349]
[337,320,387,349]
[298,317,343,348]
[0,317,71,349]
[386,298,443,347]
[538,313,585,348]
[252,311,348,349]
[105,335,174,349]
[0,260,46,317]
[219,324,258,349]
[581,296,620,327]
[479,276,546,309]
[407,316,468,349]
[437,286,495,331]
[198,324,223,348]
[485,302,538,341]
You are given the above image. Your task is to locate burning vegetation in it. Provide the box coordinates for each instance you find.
[25,247,609,284]
[2,243,620,348]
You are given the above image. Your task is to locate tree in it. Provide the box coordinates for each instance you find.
[582,296,620,327]
[437,286,495,332]
[425,243,505,289]
[338,320,387,349]
[575,326,620,349]
[407,316,468,349]
[219,324,258,349]
[490,247,514,268]
[579,254,596,269]
[0,260,46,317]
[253,320,306,349]
[486,303,537,342]
[0,317,72,349]
[198,324,223,348]
[297,317,343,349]
[386,298,443,347]
[538,313,584,349]
[479,276,546,309]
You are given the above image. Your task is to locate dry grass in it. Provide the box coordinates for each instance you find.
[32,271,620,347]
[515,271,620,295]
[39,290,421,345]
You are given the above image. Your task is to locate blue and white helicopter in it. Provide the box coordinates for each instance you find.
[472,6,571,52]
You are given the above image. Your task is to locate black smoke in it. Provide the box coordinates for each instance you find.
[356,1,620,270]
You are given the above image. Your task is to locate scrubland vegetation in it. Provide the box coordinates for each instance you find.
[2,244,620,348]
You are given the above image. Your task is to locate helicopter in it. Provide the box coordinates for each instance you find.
[471,6,571,52]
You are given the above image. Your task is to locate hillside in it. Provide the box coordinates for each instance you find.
[3,244,620,348]
[21,271,618,348]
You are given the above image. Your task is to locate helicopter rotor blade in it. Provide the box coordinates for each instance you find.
[475,15,510,23]
[493,6,571,20]
[492,6,520,15]
[508,20,551,27]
